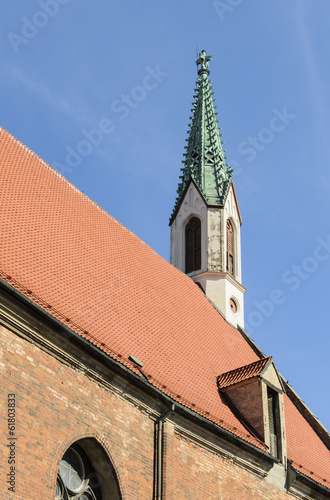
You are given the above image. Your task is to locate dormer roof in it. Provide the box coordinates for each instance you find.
[217,357,272,389]
[217,356,285,393]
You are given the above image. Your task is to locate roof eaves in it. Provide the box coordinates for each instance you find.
[289,463,330,495]
[0,275,275,461]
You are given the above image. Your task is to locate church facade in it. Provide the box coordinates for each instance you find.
[0,52,329,499]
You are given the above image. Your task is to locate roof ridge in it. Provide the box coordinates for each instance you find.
[0,126,84,195]
[283,379,330,450]
[0,126,164,260]
[237,325,266,358]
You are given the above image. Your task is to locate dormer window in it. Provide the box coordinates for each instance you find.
[267,387,278,457]
[185,217,201,273]
[267,387,281,459]
[226,219,234,275]
[217,357,287,463]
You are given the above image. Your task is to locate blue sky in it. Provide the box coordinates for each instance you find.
[1,1,330,430]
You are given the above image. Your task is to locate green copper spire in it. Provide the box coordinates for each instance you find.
[173,50,233,213]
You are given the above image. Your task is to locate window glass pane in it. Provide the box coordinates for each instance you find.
[59,448,84,493]
[55,479,62,499]
[80,493,95,500]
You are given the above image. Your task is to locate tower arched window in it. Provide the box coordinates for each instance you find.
[55,439,122,500]
[226,219,234,276]
[185,217,201,273]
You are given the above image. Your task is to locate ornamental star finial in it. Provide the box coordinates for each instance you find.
[196,50,212,75]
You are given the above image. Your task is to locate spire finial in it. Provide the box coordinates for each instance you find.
[196,49,212,76]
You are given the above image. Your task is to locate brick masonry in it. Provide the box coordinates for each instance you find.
[0,323,326,499]
[0,325,154,499]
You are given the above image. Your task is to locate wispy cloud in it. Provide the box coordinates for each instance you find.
[293,2,329,146]
[4,63,77,117]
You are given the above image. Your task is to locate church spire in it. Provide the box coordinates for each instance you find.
[170,51,245,328]
[173,50,233,214]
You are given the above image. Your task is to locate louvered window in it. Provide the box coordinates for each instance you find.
[185,217,201,273]
[226,220,234,275]
[267,389,279,458]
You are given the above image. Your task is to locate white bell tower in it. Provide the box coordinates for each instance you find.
[170,50,245,328]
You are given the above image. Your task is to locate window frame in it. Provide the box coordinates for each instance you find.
[185,216,202,274]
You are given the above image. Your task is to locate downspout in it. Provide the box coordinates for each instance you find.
[156,404,175,500]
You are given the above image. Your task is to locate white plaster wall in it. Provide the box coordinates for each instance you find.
[170,183,207,273]
[262,364,282,391]
[197,274,245,328]
[170,182,245,328]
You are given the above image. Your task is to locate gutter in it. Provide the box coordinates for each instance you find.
[289,464,330,496]
[156,404,175,500]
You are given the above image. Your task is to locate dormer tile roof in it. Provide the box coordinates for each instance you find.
[217,357,272,389]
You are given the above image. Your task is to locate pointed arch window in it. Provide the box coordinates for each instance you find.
[55,439,122,500]
[185,217,201,273]
[226,219,234,276]
[56,445,101,500]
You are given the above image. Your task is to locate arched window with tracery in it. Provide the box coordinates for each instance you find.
[226,219,234,276]
[55,439,122,500]
[185,216,201,273]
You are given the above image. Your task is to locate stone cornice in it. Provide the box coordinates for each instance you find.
[175,425,270,479]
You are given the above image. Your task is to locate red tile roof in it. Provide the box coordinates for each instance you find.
[217,357,271,389]
[284,394,330,488]
[0,127,329,487]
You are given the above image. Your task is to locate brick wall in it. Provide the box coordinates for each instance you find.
[0,323,319,499]
[167,432,289,500]
[0,325,154,499]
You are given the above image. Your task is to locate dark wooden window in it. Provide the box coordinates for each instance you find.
[226,219,234,275]
[185,217,201,273]
[267,388,280,458]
